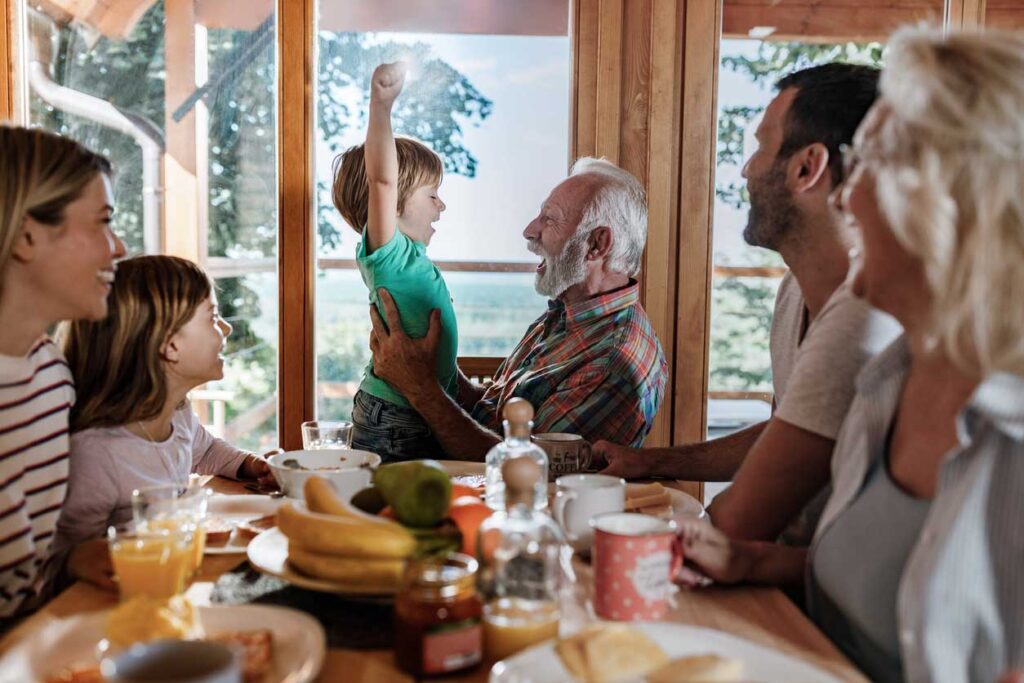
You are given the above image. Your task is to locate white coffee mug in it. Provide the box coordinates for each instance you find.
[532,433,592,478]
[553,474,626,552]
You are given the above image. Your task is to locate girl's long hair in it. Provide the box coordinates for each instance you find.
[59,255,212,432]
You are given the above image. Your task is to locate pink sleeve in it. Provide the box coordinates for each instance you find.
[185,407,251,480]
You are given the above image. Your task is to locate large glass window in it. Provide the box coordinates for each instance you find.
[23,1,279,451]
[312,2,572,420]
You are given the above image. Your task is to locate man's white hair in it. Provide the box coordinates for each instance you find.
[569,157,648,276]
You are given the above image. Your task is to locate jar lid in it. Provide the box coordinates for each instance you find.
[405,553,478,591]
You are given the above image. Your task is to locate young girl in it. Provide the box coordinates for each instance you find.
[53,255,275,561]
[0,126,125,618]
[332,61,461,462]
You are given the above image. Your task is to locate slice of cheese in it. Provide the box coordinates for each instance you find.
[625,491,672,510]
[645,654,744,682]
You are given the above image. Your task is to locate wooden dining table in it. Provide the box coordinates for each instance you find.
[0,477,868,683]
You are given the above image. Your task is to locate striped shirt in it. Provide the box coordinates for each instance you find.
[809,335,1024,682]
[470,281,667,447]
[0,338,73,619]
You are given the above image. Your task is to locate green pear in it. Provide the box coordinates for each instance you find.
[372,459,452,528]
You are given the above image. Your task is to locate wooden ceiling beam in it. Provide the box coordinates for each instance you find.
[722,0,946,42]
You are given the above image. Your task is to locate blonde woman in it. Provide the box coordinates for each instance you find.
[53,255,275,569]
[0,126,126,619]
[675,28,1024,682]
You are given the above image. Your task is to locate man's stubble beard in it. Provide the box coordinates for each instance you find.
[743,162,798,252]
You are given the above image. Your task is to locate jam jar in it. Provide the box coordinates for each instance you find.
[394,553,484,677]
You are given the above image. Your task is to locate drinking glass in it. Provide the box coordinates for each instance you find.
[132,481,211,574]
[301,420,353,450]
[107,522,194,600]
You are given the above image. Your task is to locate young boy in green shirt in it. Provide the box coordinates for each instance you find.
[332,61,459,462]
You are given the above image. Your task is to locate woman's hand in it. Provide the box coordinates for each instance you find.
[68,538,116,591]
[674,518,754,587]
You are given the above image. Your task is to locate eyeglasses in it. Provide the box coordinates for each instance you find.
[838,143,862,181]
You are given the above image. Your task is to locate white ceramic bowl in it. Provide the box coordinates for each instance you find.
[267,449,379,499]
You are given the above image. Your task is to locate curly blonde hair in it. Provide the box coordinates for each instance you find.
[867,26,1024,376]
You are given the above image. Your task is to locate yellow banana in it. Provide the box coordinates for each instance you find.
[277,501,414,559]
[303,476,385,523]
[288,544,405,591]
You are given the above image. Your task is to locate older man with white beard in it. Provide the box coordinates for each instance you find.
[368,157,668,460]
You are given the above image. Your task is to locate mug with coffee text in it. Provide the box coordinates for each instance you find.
[590,512,683,621]
[531,433,592,478]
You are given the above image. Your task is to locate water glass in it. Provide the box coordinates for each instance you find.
[301,420,353,450]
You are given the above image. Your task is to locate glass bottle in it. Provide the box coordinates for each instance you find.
[484,398,548,511]
[477,456,570,663]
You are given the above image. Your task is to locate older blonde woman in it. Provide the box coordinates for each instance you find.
[677,27,1024,683]
[0,126,126,618]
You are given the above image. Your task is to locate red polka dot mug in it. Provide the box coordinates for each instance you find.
[590,512,683,621]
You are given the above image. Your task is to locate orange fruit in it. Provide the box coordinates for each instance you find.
[448,501,494,556]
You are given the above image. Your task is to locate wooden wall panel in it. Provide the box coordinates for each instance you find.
[1,0,13,121]
[673,0,720,451]
[162,0,201,261]
[641,0,683,465]
[946,0,987,27]
[986,0,1024,29]
[277,0,315,450]
[571,0,598,159]
[723,0,945,41]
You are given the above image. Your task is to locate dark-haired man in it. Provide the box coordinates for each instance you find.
[596,63,901,543]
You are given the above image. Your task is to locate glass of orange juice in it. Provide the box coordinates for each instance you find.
[132,482,211,574]
[107,523,195,600]
[483,597,560,663]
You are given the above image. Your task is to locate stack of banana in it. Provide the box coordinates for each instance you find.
[277,476,416,593]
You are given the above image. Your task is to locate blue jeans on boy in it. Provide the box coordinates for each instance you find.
[350,390,445,463]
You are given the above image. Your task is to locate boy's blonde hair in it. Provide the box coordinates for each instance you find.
[0,126,112,301]
[332,137,443,233]
[59,255,213,432]
[868,26,1024,376]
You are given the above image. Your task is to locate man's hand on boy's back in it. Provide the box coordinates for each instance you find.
[369,288,440,399]
[370,61,407,107]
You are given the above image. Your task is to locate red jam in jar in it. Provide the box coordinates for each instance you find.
[394,553,483,677]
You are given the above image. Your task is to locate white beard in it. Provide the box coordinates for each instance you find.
[530,232,589,299]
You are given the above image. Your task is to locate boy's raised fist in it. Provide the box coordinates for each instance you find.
[371,61,407,105]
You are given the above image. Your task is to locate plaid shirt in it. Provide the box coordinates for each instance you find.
[470,282,667,447]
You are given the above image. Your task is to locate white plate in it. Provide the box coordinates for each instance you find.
[205,495,284,555]
[438,461,706,520]
[488,622,841,683]
[627,484,706,520]
[437,460,486,477]
[0,604,325,683]
[247,527,394,597]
